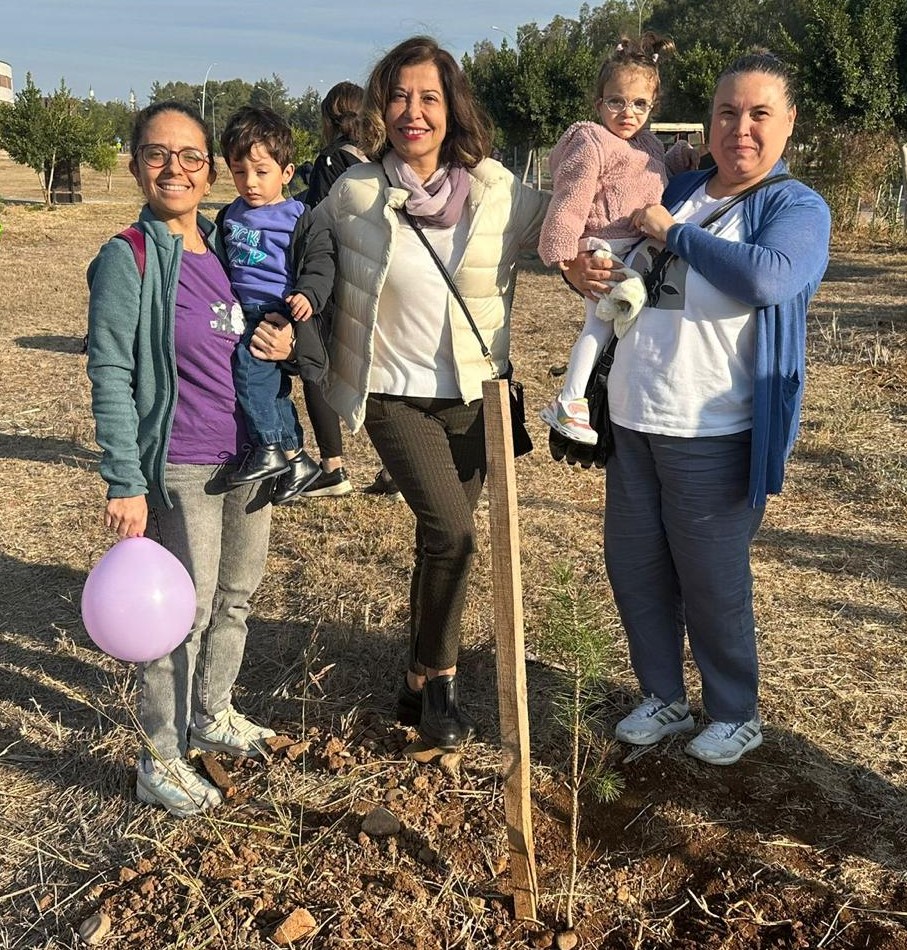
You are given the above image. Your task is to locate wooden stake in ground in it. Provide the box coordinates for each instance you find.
[482,379,538,922]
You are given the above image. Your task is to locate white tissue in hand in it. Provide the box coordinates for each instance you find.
[591,248,647,337]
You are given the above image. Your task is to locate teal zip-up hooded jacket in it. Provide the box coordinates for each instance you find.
[86,206,221,509]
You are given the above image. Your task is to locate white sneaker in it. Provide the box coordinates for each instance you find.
[685,716,763,765]
[614,696,694,745]
[136,757,223,818]
[189,705,275,758]
[539,396,598,445]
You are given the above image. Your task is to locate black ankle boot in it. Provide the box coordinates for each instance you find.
[396,678,422,726]
[227,444,289,486]
[419,674,476,749]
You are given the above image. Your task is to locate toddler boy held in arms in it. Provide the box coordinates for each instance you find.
[219,106,334,504]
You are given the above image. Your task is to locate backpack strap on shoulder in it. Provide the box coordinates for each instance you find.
[115,226,146,276]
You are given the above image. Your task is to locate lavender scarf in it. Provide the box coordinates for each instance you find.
[383,152,471,228]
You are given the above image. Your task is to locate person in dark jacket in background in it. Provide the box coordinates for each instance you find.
[289,82,371,498]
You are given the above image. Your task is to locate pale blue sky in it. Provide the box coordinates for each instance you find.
[4,1,577,104]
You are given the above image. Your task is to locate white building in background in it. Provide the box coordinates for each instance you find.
[0,61,12,103]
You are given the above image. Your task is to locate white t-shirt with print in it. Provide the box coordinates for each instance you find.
[607,183,756,438]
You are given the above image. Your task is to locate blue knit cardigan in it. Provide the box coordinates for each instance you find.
[660,160,831,508]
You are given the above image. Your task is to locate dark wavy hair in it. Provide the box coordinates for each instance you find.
[220,106,294,168]
[359,35,492,168]
[717,50,796,109]
[321,81,364,146]
[130,100,216,181]
[594,31,675,104]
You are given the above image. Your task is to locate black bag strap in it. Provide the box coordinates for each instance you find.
[644,173,792,306]
[399,205,500,376]
[698,172,792,228]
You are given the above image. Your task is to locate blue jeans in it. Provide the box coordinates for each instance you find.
[140,463,272,760]
[232,304,301,449]
[604,425,765,722]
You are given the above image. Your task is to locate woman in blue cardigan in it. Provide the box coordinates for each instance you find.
[569,52,830,764]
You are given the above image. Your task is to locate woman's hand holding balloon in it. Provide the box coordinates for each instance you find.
[105,496,148,539]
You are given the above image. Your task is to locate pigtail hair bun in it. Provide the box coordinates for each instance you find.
[613,32,675,67]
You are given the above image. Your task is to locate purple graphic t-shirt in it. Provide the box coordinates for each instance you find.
[167,249,249,464]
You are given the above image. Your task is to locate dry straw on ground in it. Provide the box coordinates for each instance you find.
[0,156,905,948]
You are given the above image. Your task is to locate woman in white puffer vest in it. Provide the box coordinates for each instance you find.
[315,35,549,749]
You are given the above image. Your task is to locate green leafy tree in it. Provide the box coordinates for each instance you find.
[462,39,520,153]
[578,0,644,50]
[646,0,801,119]
[87,141,120,192]
[0,74,97,205]
[251,73,293,119]
[94,99,133,148]
[290,127,320,166]
[290,86,323,135]
[465,19,598,181]
[792,0,907,132]
[668,41,740,123]
[149,79,199,107]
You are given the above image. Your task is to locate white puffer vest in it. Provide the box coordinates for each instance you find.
[317,158,550,431]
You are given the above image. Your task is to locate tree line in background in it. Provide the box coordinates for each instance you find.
[0,69,326,205]
[463,0,907,222]
[1,0,906,219]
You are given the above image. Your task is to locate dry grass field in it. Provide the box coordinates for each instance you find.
[1,154,906,948]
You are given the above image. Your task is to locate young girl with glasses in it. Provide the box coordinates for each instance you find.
[538,32,693,445]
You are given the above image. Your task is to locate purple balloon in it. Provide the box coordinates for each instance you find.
[81,537,197,663]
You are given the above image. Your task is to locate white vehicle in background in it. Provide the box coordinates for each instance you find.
[650,122,706,148]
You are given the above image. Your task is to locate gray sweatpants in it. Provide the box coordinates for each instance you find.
[140,464,272,760]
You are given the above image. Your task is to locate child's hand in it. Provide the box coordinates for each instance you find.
[630,204,676,244]
[286,292,313,322]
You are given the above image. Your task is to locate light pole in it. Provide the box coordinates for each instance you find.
[201,62,217,121]
[631,0,650,36]
[210,91,225,144]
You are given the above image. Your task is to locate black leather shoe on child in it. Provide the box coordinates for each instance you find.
[271,450,322,504]
[419,674,476,749]
[227,444,290,486]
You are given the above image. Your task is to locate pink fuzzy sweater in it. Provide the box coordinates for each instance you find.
[538,121,684,266]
